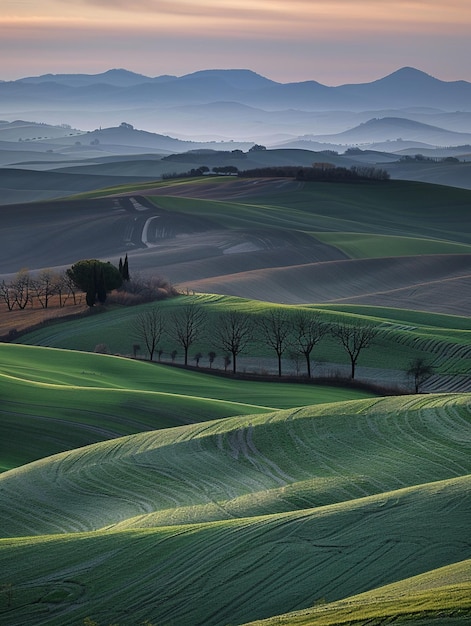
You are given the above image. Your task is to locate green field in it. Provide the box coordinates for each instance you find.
[14,295,471,382]
[1,175,470,625]
[313,231,471,257]
[0,393,469,625]
[74,176,471,248]
[143,178,471,242]
[0,343,376,472]
[245,560,471,625]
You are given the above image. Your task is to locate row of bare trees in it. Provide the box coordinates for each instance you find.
[0,269,80,311]
[133,304,379,380]
[1,265,178,313]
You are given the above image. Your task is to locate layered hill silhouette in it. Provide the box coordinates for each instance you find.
[1,66,471,146]
[4,66,471,110]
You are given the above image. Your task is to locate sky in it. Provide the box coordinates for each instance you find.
[1,0,471,84]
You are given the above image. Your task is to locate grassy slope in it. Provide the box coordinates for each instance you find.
[0,343,375,472]
[2,176,469,625]
[0,393,469,625]
[1,393,469,535]
[313,231,471,257]
[14,295,471,380]
[71,177,471,264]
[244,560,471,625]
[147,179,471,244]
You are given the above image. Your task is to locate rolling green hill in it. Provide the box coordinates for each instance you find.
[0,393,469,625]
[14,295,471,390]
[0,343,376,472]
[245,560,471,625]
[148,178,471,245]
[1,174,469,626]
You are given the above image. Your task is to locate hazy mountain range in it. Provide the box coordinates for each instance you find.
[4,66,471,109]
[1,66,471,143]
[1,66,471,204]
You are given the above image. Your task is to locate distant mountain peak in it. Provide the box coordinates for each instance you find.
[179,68,277,89]
[101,68,149,78]
[377,67,440,84]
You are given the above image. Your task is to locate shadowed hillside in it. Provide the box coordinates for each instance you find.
[179,254,471,316]
[1,177,470,317]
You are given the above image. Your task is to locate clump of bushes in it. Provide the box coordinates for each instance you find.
[107,275,178,306]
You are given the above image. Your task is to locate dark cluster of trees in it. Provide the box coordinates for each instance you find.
[1,255,176,313]
[133,303,379,380]
[162,165,239,179]
[66,259,126,307]
[163,162,390,182]
[400,154,461,164]
[239,165,390,181]
[0,259,126,312]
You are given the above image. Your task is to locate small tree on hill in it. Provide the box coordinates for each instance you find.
[213,311,253,374]
[0,280,14,311]
[66,259,122,307]
[31,269,57,309]
[119,254,130,281]
[10,269,32,310]
[133,306,164,361]
[291,312,327,378]
[331,322,377,379]
[407,358,434,393]
[169,303,206,366]
[257,309,291,377]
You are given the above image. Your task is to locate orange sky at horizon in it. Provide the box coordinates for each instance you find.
[1,0,470,82]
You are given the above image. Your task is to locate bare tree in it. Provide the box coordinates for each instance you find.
[291,312,326,378]
[10,269,31,310]
[62,270,79,305]
[53,272,70,308]
[406,358,434,393]
[212,311,253,374]
[31,269,57,309]
[133,307,164,361]
[0,280,14,311]
[330,322,377,379]
[208,351,216,368]
[169,303,206,365]
[258,309,291,376]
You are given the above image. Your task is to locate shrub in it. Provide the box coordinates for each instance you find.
[108,275,178,306]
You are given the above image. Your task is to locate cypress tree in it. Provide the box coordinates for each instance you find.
[123,253,130,281]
